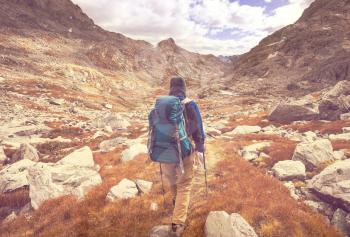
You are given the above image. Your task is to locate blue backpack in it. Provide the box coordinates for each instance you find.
[147,96,193,166]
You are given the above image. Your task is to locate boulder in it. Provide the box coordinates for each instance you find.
[0,146,7,164]
[268,100,319,122]
[149,225,176,237]
[292,139,334,170]
[0,159,36,192]
[99,137,126,152]
[230,126,261,135]
[93,113,130,130]
[284,181,300,200]
[341,113,350,120]
[135,179,153,194]
[308,159,350,211]
[12,143,39,162]
[331,209,350,236]
[104,103,113,109]
[58,146,94,168]
[204,211,258,237]
[304,200,334,217]
[272,160,306,180]
[106,178,139,201]
[319,81,350,120]
[240,142,270,161]
[329,133,350,141]
[27,162,102,209]
[49,98,65,105]
[121,143,148,162]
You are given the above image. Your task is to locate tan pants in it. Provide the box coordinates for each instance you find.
[161,152,195,225]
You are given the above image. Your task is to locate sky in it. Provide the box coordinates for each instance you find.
[71,0,314,56]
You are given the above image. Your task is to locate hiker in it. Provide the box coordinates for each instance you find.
[148,76,206,236]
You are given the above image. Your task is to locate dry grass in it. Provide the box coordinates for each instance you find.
[185,141,341,237]
[286,120,350,134]
[0,188,30,220]
[0,139,341,237]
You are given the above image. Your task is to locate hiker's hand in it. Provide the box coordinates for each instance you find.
[194,152,205,170]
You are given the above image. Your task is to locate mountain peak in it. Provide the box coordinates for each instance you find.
[157,38,177,49]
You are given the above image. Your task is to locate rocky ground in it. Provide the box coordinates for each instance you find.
[1,80,350,237]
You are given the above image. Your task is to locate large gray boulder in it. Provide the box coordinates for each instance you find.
[319,81,350,120]
[0,159,36,192]
[308,159,350,211]
[268,99,319,122]
[229,126,261,135]
[27,162,102,209]
[93,113,130,130]
[272,160,306,180]
[240,142,270,161]
[121,143,148,162]
[99,137,126,152]
[106,178,139,201]
[292,139,334,170]
[12,143,39,162]
[58,146,95,168]
[205,211,258,237]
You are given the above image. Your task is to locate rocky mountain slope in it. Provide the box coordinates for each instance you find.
[229,0,350,95]
[0,0,230,108]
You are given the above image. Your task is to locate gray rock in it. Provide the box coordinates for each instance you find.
[334,150,346,160]
[319,81,350,120]
[304,200,334,217]
[12,143,39,162]
[58,146,95,168]
[0,146,7,164]
[230,126,261,135]
[150,225,176,237]
[121,143,148,162]
[104,104,113,109]
[99,137,126,152]
[205,211,258,237]
[150,202,159,211]
[331,209,350,236]
[272,160,306,180]
[341,113,350,120]
[3,211,17,223]
[240,142,270,161]
[49,98,65,105]
[329,133,350,141]
[27,162,102,210]
[135,179,153,194]
[308,159,350,211]
[284,182,300,200]
[0,159,36,192]
[292,139,334,170]
[268,100,319,122]
[106,178,139,201]
[93,113,130,130]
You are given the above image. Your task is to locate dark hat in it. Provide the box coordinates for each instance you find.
[169,76,186,98]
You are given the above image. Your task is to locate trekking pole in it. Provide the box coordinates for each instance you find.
[159,163,166,207]
[203,152,208,198]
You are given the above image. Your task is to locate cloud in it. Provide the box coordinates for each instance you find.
[72,0,314,56]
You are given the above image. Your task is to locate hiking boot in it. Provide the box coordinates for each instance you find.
[171,223,184,237]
